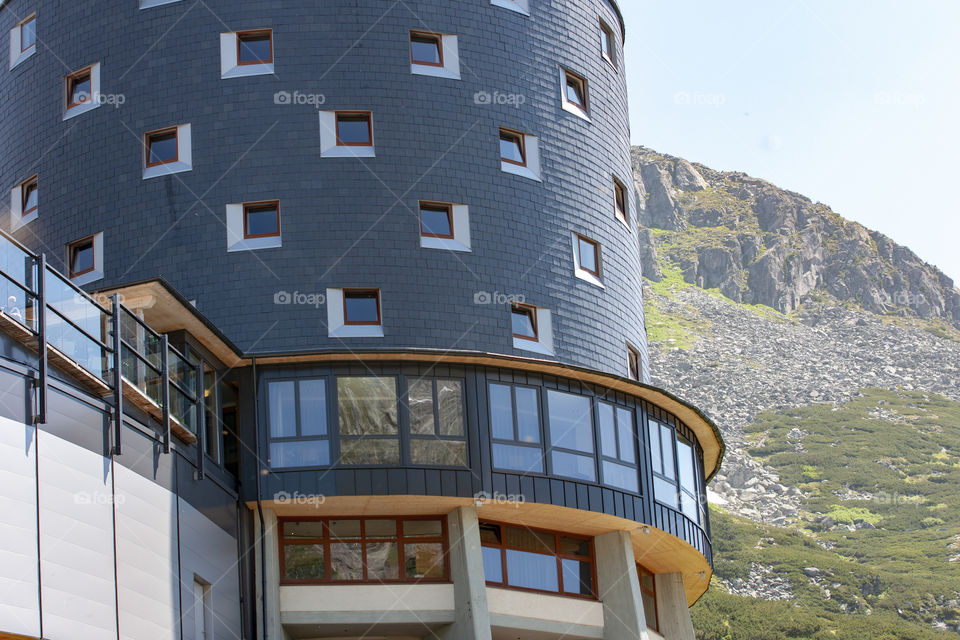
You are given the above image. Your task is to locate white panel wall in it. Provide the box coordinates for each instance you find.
[0,416,41,638]
[178,498,242,640]
[115,464,180,640]
[37,429,118,640]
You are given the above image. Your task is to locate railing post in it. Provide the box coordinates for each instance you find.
[111,294,123,456]
[35,254,47,425]
[161,334,171,454]
[195,360,205,480]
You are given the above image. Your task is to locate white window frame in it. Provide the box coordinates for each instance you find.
[9,13,37,70]
[319,111,376,158]
[66,232,104,286]
[139,0,182,8]
[142,123,193,179]
[226,201,282,252]
[500,129,541,182]
[491,0,529,16]
[570,232,603,288]
[419,201,471,252]
[560,66,590,121]
[410,31,461,80]
[512,304,554,356]
[63,63,101,121]
[220,29,274,79]
[326,288,384,338]
[9,175,39,230]
[192,577,213,640]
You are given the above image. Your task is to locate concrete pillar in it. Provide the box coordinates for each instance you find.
[654,572,695,640]
[435,506,492,640]
[594,530,649,640]
[253,507,286,640]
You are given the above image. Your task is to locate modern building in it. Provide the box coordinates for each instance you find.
[0,1,723,639]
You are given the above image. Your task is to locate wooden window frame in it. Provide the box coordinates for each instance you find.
[236,29,273,66]
[638,565,659,631]
[144,127,180,168]
[279,516,451,585]
[600,20,616,68]
[342,288,381,326]
[480,520,597,600]
[65,66,93,110]
[409,31,444,67]
[242,200,281,239]
[499,127,527,167]
[575,234,600,277]
[19,14,36,53]
[418,201,455,239]
[21,176,38,217]
[510,303,538,341]
[335,111,374,147]
[67,235,96,278]
[614,177,628,223]
[562,69,589,112]
[627,344,640,381]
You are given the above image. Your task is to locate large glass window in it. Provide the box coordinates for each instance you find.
[649,418,678,508]
[489,383,543,473]
[649,417,704,518]
[480,522,594,597]
[546,390,595,482]
[598,402,638,492]
[268,378,329,468]
[408,378,467,466]
[280,518,447,583]
[337,376,399,464]
[677,435,701,524]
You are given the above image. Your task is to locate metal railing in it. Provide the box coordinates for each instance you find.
[0,230,203,462]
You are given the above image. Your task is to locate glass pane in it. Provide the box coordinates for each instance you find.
[148,132,177,164]
[410,35,441,65]
[403,520,442,538]
[505,549,558,592]
[337,115,371,144]
[269,440,329,468]
[70,242,94,275]
[489,384,514,440]
[677,437,697,494]
[339,438,400,465]
[616,407,635,463]
[680,490,699,523]
[511,307,536,338]
[203,368,219,460]
[565,76,584,106]
[337,377,398,435]
[559,537,590,556]
[330,542,363,580]
[23,184,38,211]
[578,237,597,272]
[328,519,361,539]
[268,381,296,437]
[492,443,543,473]
[648,420,662,475]
[660,424,675,479]
[238,33,271,63]
[404,542,444,579]
[600,28,610,58]
[515,387,540,443]
[482,547,503,582]
[420,205,452,236]
[654,476,679,508]
[21,18,36,49]
[499,133,524,163]
[602,460,638,493]
[504,527,555,553]
[642,590,658,631]
[408,379,434,435]
[344,292,379,323]
[365,541,399,580]
[299,379,327,436]
[562,558,592,595]
[284,521,325,539]
[598,402,616,458]
[551,450,596,482]
[244,204,278,236]
[410,439,467,466]
[364,519,396,539]
[70,75,91,105]
[547,391,594,453]
[284,544,324,580]
[437,380,464,435]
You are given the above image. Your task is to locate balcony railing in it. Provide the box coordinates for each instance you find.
[0,230,206,473]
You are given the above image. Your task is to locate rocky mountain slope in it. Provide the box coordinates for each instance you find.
[631,147,960,638]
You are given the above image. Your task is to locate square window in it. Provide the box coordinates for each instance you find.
[563,69,588,111]
[576,235,600,276]
[145,128,179,167]
[21,177,38,217]
[511,303,537,341]
[410,31,443,67]
[68,237,96,278]
[66,67,92,109]
[243,201,280,239]
[419,202,454,239]
[237,30,273,65]
[627,344,641,381]
[20,15,36,52]
[336,112,373,146]
[499,128,525,166]
[600,20,616,67]
[614,178,628,224]
[343,289,381,326]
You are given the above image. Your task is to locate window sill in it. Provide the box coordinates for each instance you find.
[227,235,282,252]
[490,0,530,16]
[421,236,470,252]
[143,161,192,180]
[574,269,604,288]
[501,162,541,182]
[222,62,274,79]
[322,145,376,159]
[71,269,104,287]
[329,325,384,338]
[9,47,35,71]
[562,102,591,122]
[10,210,38,231]
[64,100,100,121]
[140,0,182,7]
[411,63,460,80]
[513,336,553,356]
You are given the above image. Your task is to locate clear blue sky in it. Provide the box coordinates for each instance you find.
[620,0,960,285]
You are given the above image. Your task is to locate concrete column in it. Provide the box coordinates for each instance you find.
[435,506,492,640]
[594,530,649,640]
[654,572,695,640]
[253,507,287,640]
